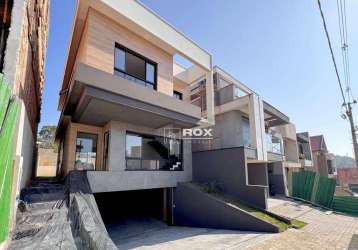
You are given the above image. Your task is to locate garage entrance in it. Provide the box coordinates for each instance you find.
[94,188,173,243]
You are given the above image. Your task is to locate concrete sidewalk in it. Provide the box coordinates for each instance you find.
[250,198,358,250]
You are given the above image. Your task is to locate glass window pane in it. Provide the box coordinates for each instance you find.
[126,134,142,158]
[126,52,145,80]
[126,159,141,170]
[125,132,183,171]
[146,63,155,83]
[75,133,97,171]
[242,117,251,147]
[142,160,159,170]
[115,48,125,71]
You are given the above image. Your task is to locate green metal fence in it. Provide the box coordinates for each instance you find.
[312,175,336,208]
[292,170,316,201]
[332,196,358,216]
[0,74,19,243]
[291,170,336,208]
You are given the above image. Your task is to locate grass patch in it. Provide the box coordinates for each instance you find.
[291,219,307,229]
[192,182,306,232]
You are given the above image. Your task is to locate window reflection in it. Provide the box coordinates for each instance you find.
[125,132,183,171]
[75,132,98,171]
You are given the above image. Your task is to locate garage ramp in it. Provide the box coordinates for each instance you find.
[173,183,280,233]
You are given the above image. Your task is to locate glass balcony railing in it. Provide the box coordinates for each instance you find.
[266,132,284,155]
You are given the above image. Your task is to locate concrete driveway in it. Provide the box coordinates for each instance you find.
[109,199,358,250]
[114,224,273,250]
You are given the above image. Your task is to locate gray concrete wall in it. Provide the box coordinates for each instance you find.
[87,121,192,193]
[216,84,235,105]
[247,163,268,186]
[173,183,279,233]
[268,162,286,195]
[193,147,268,209]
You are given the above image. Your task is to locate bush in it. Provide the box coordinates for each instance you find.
[203,180,223,193]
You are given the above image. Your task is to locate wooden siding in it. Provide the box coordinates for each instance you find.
[75,8,174,96]
[61,122,104,175]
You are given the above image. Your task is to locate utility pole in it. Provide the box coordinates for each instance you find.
[345,101,358,168]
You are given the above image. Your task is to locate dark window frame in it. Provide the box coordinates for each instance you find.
[114,43,158,90]
[125,131,184,171]
[75,132,99,171]
[103,131,110,171]
[173,90,183,100]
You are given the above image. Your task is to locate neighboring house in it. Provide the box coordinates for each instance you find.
[310,135,335,177]
[55,0,215,208]
[192,66,301,209]
[296,132,314,169]
[0,0,49,246]
[337,168,358,187]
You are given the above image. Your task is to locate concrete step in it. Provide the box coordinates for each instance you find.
[20,183,66,203]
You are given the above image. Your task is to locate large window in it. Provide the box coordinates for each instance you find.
[75,132,98,171]
[114,43,157,89]
[125,132,183,171]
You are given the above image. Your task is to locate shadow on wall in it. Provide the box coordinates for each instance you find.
[192,147,268,209]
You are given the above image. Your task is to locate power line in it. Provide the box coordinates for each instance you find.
[316,0,347,107]
[336,0,353,102]
[316,0,358,168]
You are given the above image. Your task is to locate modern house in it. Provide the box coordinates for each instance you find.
[0,0,49,246]
[55,0,216,225]
[52,0,295,234]
[296,132,314,169]
[310,135,335,177]
[192,66,301,209]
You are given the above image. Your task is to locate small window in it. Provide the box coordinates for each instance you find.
[114,44,157,89]
[173,91,183,100]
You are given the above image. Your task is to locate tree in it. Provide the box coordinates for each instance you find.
[37,125,57,149]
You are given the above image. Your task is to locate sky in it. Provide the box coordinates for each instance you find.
[41,0,358,157]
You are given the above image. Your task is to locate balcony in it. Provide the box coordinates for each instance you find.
[266,132,285,162]
[63,63,202,128]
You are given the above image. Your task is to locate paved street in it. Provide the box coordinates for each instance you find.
[249,198,358,250]
[113,198,358,250]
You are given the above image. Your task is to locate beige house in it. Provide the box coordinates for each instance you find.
[55,0,215,193]
[310,135,335,177]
